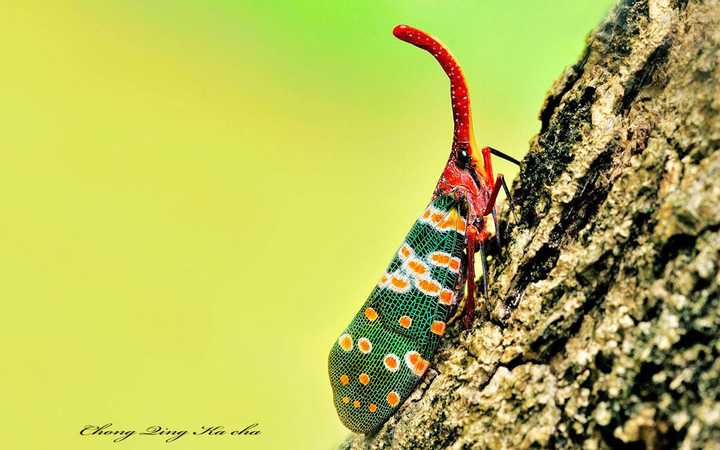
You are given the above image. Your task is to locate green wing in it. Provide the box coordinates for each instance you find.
[328,195,467,434]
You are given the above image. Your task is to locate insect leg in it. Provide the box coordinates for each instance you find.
[481,146,519,223]
[480,241,488,299]
[491,207,501,247]
[499,175,517,220]
[480,146,495,188]
[488,146,521,166]
[498,175,518,223]
[463,224,493,328]
[482,175,504,216]
[482,174,518,224]
[479,238,489,299]
[463,225,478,329]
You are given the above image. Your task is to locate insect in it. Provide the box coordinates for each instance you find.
[328,24,519,434]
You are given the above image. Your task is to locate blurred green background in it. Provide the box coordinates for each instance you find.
[1,1,614,449]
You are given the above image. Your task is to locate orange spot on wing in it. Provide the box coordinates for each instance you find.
[407,258,429,277]
[341,396,350,404]
[455,216,467,234]
[430,252,451,266]
[338,334,353,352]
[358,338,372,354]
[339,374,349,386]
[430,212,444,224]
[399,243,414,260]
[413,357,430,376]
[405,351,420,368]
[449,257,461,273]
[431,321,446,336]
[392,276,408,288]
[383,354,399,372]
[417,278,441,296]
[389,273,411,292]
[439,289,455,305]
[358,373,370,385]
[364,307,378,321]
[398,315,412,329]
[353,400,361,408]
[438,210,459,231]
[368,403,378,413]
[378,273,389,287]
[386,391,400,407]
[405,351,429,375]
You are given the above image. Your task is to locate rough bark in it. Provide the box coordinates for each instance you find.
[341,0,720,448]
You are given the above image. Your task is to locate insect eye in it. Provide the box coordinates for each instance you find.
[456,146,470,169]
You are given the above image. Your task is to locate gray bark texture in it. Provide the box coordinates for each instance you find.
[342,0,720,448]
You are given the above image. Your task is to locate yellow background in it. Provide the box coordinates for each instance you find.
[1,1,613,449]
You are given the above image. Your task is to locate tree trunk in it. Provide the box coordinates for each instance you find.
[342,0,720,448]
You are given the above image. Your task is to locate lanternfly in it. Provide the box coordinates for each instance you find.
[328,24,519,434]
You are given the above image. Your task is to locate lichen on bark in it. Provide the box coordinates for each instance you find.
[341,0,720,448]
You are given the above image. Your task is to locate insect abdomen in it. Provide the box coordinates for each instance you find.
[328,195,466,433]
